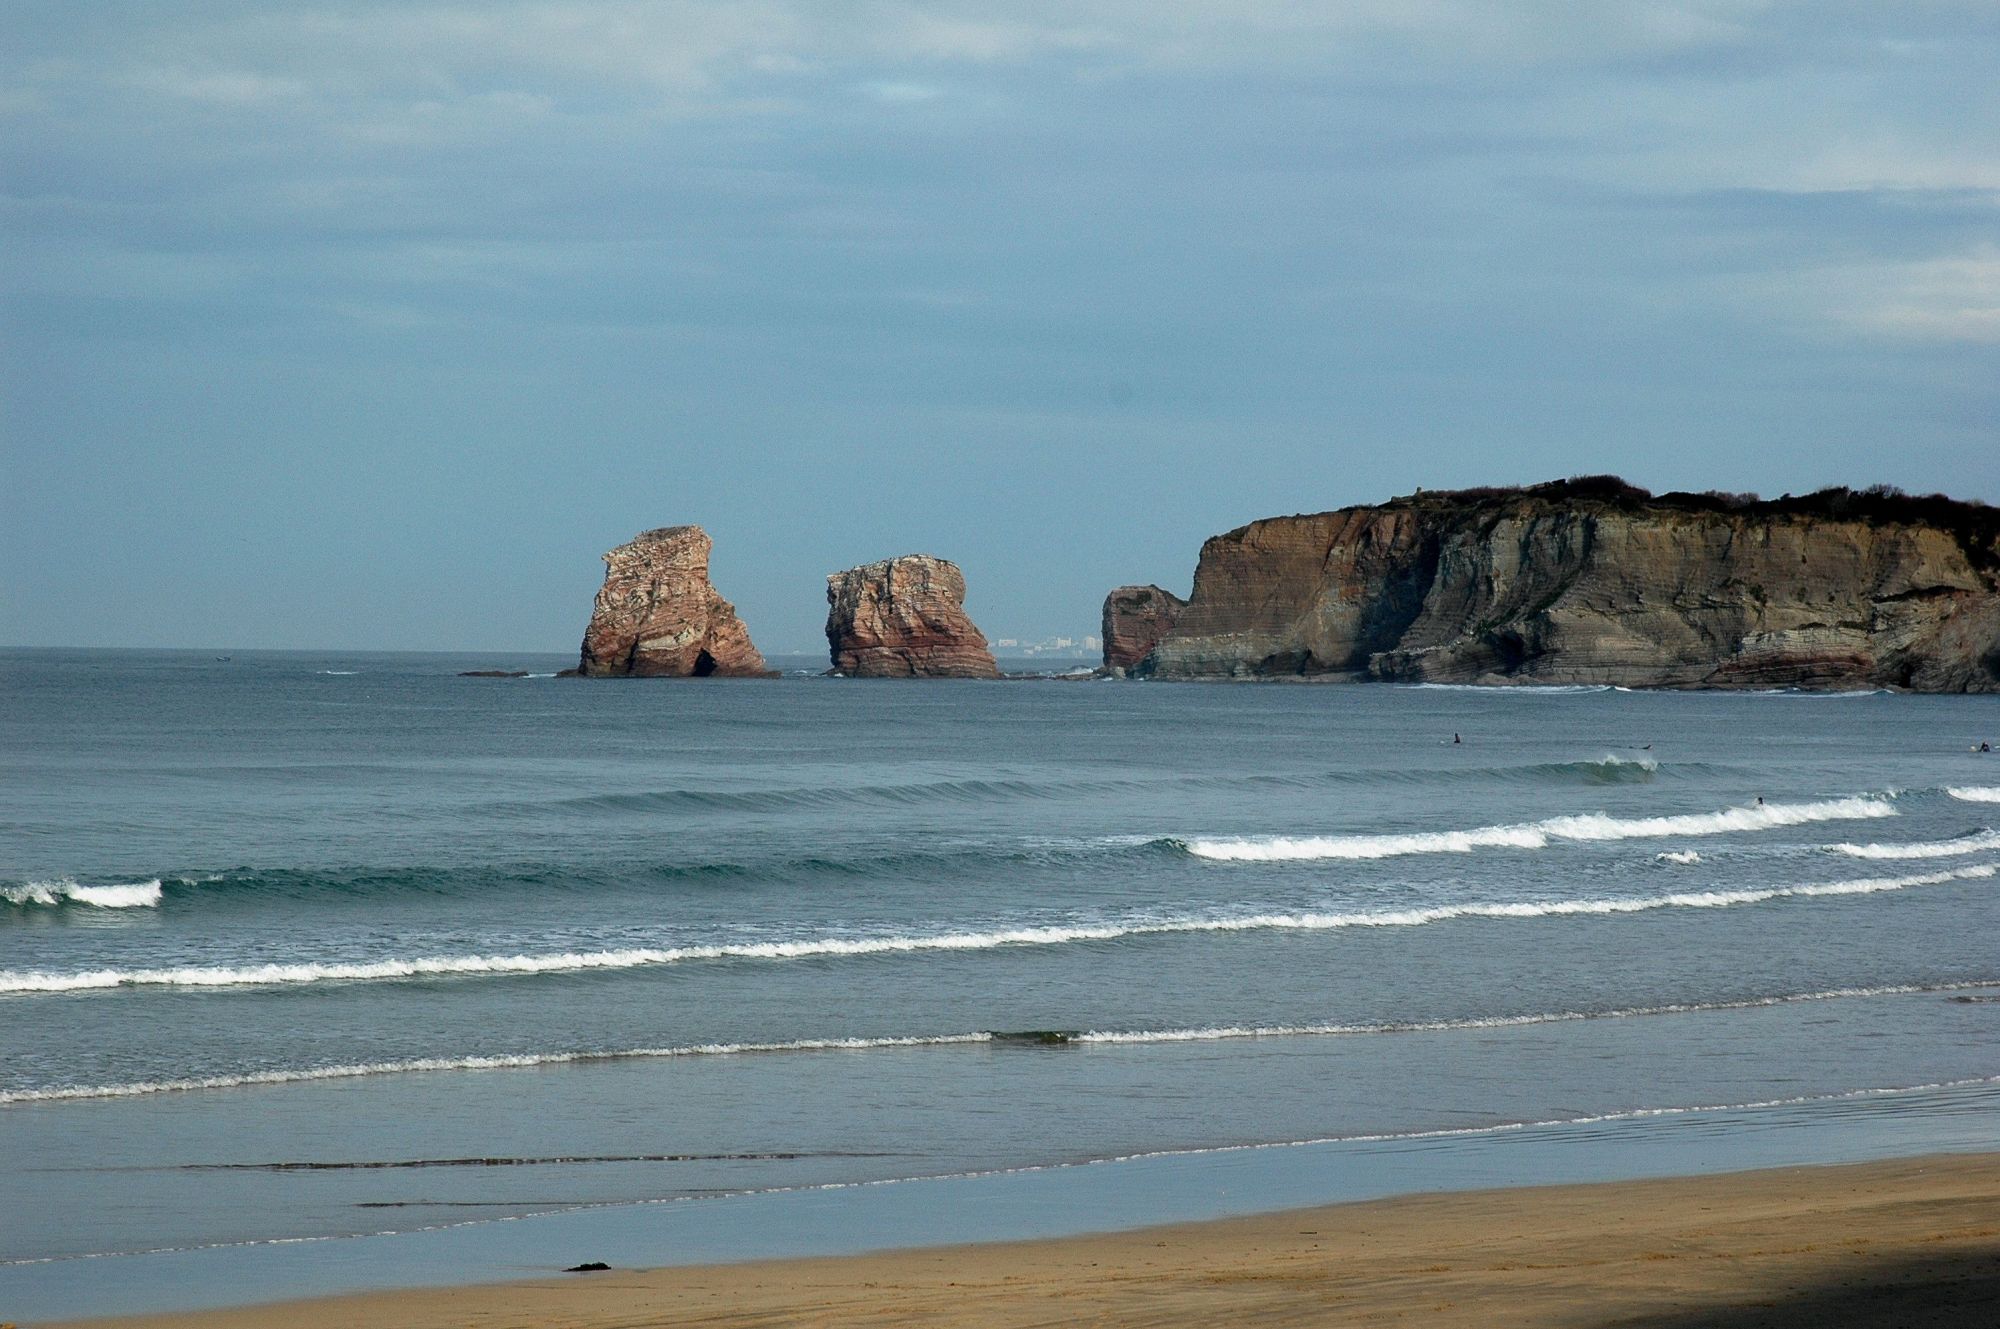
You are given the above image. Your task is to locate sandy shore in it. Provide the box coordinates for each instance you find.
[56,1151,2000,1329]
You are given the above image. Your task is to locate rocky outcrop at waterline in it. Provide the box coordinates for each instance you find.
[577,526,772,677]
[825,555,999,678]
[1133,479,2000,692]
[1101,584,1187,673]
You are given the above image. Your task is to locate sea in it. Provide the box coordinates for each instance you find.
[4,648,1999,1320]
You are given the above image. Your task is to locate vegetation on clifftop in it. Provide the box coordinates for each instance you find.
[1393,476,2000,574]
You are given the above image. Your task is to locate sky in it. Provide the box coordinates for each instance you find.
[3,2,1997,654]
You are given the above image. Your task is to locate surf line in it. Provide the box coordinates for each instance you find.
[0,858,1990,1000]
[7,980,1995,1105]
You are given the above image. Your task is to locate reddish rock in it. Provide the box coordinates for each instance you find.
[577,526,771,677]
[1144,482,2000,691]
[825,556,999,678]
[1101,585,1187,672]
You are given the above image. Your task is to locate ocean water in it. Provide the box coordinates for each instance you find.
[4,649,1999,1316]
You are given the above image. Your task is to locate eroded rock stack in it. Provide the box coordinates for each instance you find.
[825,555,999,678]
[1135,481,2000,691]
[577,526,771,677]
[1101,585,1187,673]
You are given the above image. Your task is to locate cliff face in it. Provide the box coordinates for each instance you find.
[826,555,999,678]
[1141,489,2000,691]
[578,526,771,677]
[1102,585,1187,673]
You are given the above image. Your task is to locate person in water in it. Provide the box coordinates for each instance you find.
[1453,733,1462,745]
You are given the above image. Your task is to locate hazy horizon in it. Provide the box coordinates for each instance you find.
[6,3,1997,652]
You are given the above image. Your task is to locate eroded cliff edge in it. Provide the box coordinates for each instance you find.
[1139,480,2000,691]
[578,525,771,677]
[1102,584,1186,674]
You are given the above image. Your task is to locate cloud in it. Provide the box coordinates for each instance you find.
[128,68,309,105]
[858,80,944,104]
[1809,247,2000,343]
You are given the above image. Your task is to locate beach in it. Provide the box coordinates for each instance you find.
[55,1152,2000,1328]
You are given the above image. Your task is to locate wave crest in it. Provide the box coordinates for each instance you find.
[2,863,1985,997]
[10,981,1991,1103]
[1832,830,2000,860]
[1,879,163,909]
[1183,795,1895,862]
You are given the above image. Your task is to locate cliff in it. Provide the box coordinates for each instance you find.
[577,526,772,677]
[1102,585,1187,673]
[1140,480,2000,691]
[826,555,1000,678]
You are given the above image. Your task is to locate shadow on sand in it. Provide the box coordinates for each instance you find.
[1607,1248,2000,1328]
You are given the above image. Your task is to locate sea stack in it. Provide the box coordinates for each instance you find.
[825,555,1000,678]
[1101,585,1187,674]
[1135,479,2000,692]
[577,526,772,677]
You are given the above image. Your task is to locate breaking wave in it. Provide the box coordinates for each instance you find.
[0,1033,994,1104]
[1180,795,1896,862]
[1655,851,1702,865]
[9,981,1989,1104]
[1832,830,2000,860]
[3,862,1986,997]
[1,880,163,910]
[1947,786,2000,804]
[1071,981,2000,1045]
[1401,683,1615,694]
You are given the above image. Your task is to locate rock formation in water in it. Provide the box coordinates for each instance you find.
[577,526,772,677]
[1101,584,1187,673]
[1135,479,2000,692]
[825,555,1000,678]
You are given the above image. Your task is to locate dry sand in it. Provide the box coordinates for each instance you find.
[56,1151,2000,1329]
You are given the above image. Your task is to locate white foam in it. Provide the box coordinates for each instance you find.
[2,863,1986,997]
[16,984,1989,1105]
[1946,785,2000,804]
[1079,1076,2000,1167]
[1075,982,1997,1045]
[1832,830,2000,860]
[1402,683,1614,694]
[1,879,163,909]
[0,1033,994,1104]
[1655,850,1702,864]
[1185,795,1895,861]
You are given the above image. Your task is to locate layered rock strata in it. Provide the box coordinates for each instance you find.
[1138,482,2000,692]
[1102,585,1187,673]
[577,526,771,677]
[826,555,999,678]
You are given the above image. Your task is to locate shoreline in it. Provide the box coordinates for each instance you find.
[56,1151,2000,1328]
[13,1072,2000,1322]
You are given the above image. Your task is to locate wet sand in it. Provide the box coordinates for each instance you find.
[57,1151,2000,1328]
